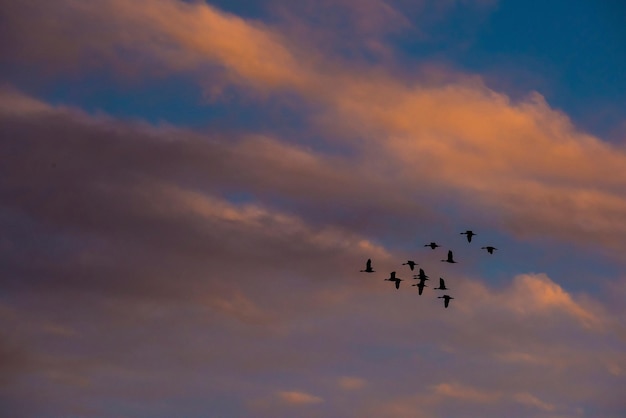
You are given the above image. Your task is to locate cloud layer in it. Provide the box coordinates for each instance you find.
[1,1,625,417]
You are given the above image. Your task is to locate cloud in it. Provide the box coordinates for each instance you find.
[513,392,555,412]
[504,274,603,328]
[2,3,626,417]
[0,85,52,115]
[0,88,404,344]
[277,390,324,405]
[337,376,367,390]
[5,1,626,255]
[1,0,311,94]
[432,382,499,403]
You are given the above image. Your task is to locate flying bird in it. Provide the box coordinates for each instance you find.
[402,260,418,271]
[413,268,429,281]
[481,246,497,254]
[385,271,403,289]
[460,230,476,242]
[438,295,454,308]
[424,242,440,249]
[360,258,375,273]
[441,250,457,263]
[412,280,428,295]
[434,277,448,290]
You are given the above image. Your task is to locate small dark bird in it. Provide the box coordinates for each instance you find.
[413,268,429,281]
[441,250,457,263]
[412,280,427,295]
[385,271,403,289]
[360,258,375,273]
[481,246,497,254]
[424,242,440,249]
[460,230,476,243]
[438,295,454,308]
[402,260,418,271]
[434,277,448,290]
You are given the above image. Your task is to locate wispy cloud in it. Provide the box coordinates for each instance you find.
[337,376,367,390]
[277,390,324,405]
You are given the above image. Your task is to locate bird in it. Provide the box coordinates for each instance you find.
[441,250,457,263]
[434,277,448,290]
[481,246,497,254]
[385,271,403,289]
[402,260,418,271]
[438,295,454,308]
[412,280,427,295]
[460,230,476,243]
[360,258,375,273]
[424,242,440,249]
[413,268,429,281]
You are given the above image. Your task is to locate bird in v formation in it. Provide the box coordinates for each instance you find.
[359,230,498,308]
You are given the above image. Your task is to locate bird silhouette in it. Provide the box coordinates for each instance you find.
[481,246,497,254]
[385,271,403,289]
[460,230,476,242]
[434,277,448,290]
[360,258,375,273]
[412,280,427,295]
[402,260,418,271]
[438,295,454,308]
[441,250,457,263]
[424,242,440,249]
[413,268,429,281]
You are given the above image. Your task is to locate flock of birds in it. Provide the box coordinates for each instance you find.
[360,230,497,308]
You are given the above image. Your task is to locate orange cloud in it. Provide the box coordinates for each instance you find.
[505,274,602,328]
[455,273,606,330]
[513,392,555,411]
[337,376,367,390]
[5,1,626,265]
[432,382,500,403]
[277,390,324,405]
[2,0,312,93]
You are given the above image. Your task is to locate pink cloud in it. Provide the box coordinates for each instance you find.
[277,390,324,405]
[432,381,500,403]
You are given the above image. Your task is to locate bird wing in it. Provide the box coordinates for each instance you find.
[395,280,400,289]
[439,278,445,288]
[366,259,372,269]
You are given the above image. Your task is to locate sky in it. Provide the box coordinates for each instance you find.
[1,0,626,417]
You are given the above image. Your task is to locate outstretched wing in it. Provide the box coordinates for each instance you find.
[366,258,372,269]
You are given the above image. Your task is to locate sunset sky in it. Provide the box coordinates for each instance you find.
[1,1,626,417]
